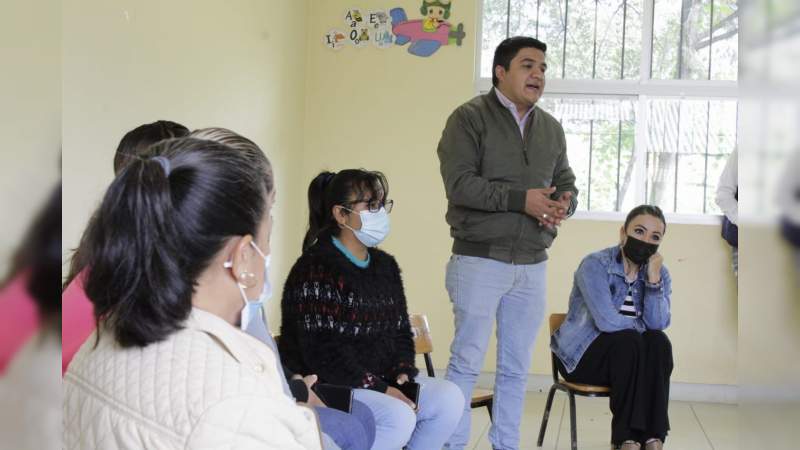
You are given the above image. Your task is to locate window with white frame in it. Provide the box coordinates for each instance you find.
[477,0,739,220]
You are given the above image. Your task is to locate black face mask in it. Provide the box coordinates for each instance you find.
[622,235,659,265]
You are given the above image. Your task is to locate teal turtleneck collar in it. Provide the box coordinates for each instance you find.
[331,236,370,268]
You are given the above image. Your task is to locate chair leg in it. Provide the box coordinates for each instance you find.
[486,400,493,422]
[537,385,558,447]
[568,390,577,450]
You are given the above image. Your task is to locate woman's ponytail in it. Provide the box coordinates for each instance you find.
[81,137,270,348]
[84,156,188,347]
[303,171,336,251]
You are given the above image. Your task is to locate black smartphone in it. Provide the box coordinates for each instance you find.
[395,381,421,411]
[312,383,353,414]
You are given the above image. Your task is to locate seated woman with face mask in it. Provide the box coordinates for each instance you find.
[279,170,464,450]
[188,127,375,450]
[63,137,321,449]
[551,205,673,450]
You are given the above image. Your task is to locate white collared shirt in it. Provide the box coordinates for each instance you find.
[495,88,534,137]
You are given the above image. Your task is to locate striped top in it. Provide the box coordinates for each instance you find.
[619,280,638,317]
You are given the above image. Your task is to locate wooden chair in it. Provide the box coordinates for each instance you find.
[537,313,610,450]
[408,314,494,420]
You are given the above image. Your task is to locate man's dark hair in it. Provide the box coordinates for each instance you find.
[492,36,547,87]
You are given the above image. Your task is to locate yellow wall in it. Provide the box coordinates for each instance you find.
[0,0,61,275]
[299,0,738,384]
[61,0,311,314]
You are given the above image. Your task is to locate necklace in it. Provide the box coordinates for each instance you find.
[622,256,639,282]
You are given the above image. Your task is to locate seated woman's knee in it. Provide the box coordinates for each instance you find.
[435,378,466,418]
[385,399,417,443]
[643,329,672,354]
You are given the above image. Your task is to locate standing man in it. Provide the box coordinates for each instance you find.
[437,36,578,450]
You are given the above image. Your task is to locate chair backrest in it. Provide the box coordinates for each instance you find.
[549,313,566,334]
[409,314,433,354]
[548,313,567,382]
[409,313,436,377]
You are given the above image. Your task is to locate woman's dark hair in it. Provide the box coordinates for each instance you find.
[624,204,667,233]
[113,120,189,174]
[302,169,388,251]
[189,127,273,193]
[83,137,272,347]
[2,184,62,331]
[64,120,190,290]
[492,36,547,87]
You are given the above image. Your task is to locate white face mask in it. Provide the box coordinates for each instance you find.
[224,240,271,331]
[342,206,391,247]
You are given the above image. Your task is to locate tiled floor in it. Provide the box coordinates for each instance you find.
[466,392,738,450]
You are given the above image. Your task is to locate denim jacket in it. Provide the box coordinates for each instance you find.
[551,245,672,373]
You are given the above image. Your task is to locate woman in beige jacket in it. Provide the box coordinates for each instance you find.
[63,135,321,449]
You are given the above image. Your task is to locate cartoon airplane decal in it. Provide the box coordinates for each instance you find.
[390,0,466,57]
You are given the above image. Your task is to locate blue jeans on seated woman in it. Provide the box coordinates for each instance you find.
[352,375,464,450]
[316,399,375,450]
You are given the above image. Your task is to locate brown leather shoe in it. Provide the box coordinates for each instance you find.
[645,439,663,450]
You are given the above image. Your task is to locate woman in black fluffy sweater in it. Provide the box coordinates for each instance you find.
[279,169,463,450]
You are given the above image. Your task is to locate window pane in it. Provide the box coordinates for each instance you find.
[480,0,511,79]
[651,0,682,79]
[685,0,713,80]
[676,154,707,213]
[706,100,737,212]
[645,98,737,214]
[709,0,739,80]
[618,122,637,211]
[590,121,623,211]
[537,0,566,78]
[563,0,643,80]
[652,0,738,81]
[646,153,676,212]
[622,1,643,80]
[508,0,542,39]
[483,0,645,81]
[564,0,596,79]
[541,96,636,211]
[562,114,592,206]
[645,99,680,211]
[708,100,737,157]
[602,0,643,80]
[705,154,727,214]
[675,100,708,214]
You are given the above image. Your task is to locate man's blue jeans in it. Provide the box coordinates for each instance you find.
[443,255,547,450]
